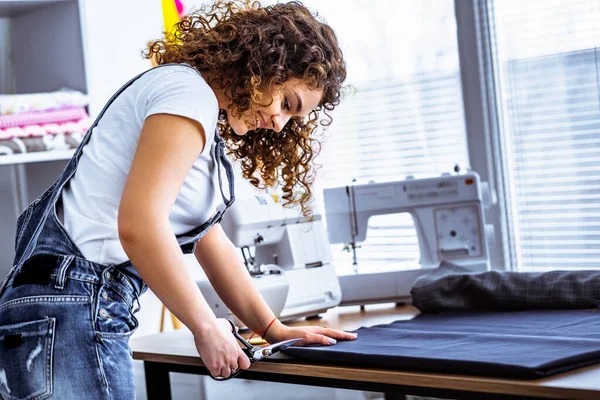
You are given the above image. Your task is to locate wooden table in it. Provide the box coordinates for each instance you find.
[131,304,600,400]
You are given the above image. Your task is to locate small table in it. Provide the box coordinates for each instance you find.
[131,304,600,400]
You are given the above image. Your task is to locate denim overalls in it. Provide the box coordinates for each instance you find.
[0,64,235,399]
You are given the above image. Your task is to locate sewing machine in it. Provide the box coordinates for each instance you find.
[323,171,494,305]
[196,191,342,325]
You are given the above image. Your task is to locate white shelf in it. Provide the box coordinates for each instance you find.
[0,149,74,166]
[0,0,72,18]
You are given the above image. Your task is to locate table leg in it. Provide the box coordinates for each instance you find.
[144,361,172,400]
[384,393,407,400]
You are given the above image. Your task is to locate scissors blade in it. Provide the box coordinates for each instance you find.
[252,338,302,361]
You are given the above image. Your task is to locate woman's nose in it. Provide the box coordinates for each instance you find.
[271,113,291,133]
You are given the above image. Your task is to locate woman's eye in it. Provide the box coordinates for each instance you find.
[284,98,291,110]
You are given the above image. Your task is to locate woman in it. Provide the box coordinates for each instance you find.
[0,1,356,398]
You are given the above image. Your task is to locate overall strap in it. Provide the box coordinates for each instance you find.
[213,131,236,209]
[74,63,199,159]
[16,64,199,266]
[173,129,236,252]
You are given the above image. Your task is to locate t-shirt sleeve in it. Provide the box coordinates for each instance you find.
[141,66,219,155]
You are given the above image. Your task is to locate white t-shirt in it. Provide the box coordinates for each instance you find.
[60,64,223,265]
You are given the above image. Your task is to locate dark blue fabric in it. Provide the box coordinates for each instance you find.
[411,262,600,313]
[282,310,600,379]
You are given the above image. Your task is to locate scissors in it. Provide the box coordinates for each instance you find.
[211,318,302,381]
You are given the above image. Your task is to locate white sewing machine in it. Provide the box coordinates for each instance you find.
[196,191,342,325]
[323,171,494,306]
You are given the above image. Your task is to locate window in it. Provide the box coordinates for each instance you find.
[300,1,470,274]
[482,0,600,271]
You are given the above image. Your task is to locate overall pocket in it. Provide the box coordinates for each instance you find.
[0,317,55,400]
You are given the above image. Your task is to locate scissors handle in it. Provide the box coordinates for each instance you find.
[210,318,253,381]
[211,319,302,381]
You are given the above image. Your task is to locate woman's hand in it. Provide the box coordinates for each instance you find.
[266,321,358,346]
[193,318,251,379]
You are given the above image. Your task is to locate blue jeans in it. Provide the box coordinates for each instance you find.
[0,255,142,399]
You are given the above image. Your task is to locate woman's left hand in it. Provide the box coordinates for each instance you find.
[266,322,358,346]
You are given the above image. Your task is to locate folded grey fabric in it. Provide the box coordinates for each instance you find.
[410,261,600,313]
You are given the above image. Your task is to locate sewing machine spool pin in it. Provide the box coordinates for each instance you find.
[240,246,256,273]
[346,182,360,273]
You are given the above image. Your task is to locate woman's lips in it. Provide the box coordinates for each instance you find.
[257,111,267,129]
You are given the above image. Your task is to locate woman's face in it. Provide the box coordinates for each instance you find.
[226,78,323,136]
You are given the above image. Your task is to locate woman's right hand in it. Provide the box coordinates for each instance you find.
[193,318,251,379]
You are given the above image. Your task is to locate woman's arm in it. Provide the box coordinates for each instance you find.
[194,224,278,333]
[195,223,358,345]
[118,113,250,378]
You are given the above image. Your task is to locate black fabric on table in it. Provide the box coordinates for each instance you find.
[282,309,600,379]
[410,262,600,313]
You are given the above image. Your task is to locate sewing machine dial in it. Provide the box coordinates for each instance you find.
[434,205,483,258]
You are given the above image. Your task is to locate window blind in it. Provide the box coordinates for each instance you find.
[298,0,470,275]
[483,0,600,270]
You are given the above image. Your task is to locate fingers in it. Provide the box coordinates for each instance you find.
[207,362,231,379]
[238,349,252,370]
[217,365,237,379]
[318,328,358,341]
[215,349,250,378]
[305,332,339,346]
[218,366,231,379]
[299,327,358,347]
[204,347,250,379]
[212,360,245,379]
[301,327,357,342]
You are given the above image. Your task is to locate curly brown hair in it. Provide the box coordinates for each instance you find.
[145,0,346,216]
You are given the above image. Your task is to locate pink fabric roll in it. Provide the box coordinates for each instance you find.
[0,118,90,139]
[0,107,88,129]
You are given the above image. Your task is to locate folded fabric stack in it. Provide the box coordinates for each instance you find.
[410,261,600,313]
[0,90,90,156]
